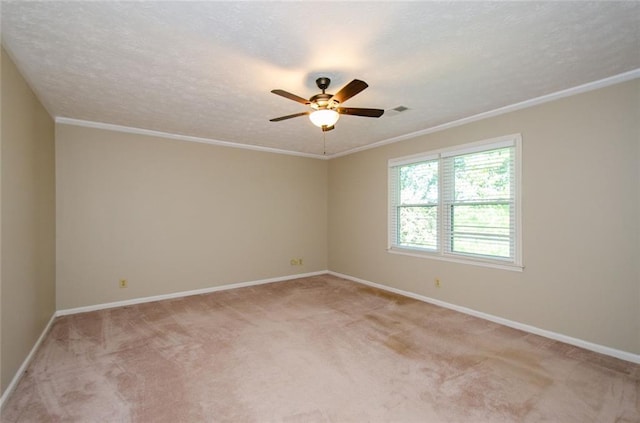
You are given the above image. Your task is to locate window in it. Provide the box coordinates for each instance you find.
[389,134,522,270]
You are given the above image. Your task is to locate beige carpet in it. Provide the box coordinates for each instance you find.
[2,274,639,422]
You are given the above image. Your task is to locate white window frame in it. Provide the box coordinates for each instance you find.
[388,134,523,271]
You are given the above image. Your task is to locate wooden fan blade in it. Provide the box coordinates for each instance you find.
[337,107,384,118]
[331,79,368,104]
[269,111,310,122]
[271,89,310,105]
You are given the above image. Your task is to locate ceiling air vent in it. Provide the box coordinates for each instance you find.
[385,105,410,117]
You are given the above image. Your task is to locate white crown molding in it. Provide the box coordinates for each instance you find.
[54,117,329,160]
[55,69,639,161]
[328,271,640,365]
[329,68,640,159]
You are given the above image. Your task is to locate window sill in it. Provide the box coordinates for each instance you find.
[387,247,524,272]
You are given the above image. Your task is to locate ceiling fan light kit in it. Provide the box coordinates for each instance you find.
[309,109,340,128]
[270,77,384,132]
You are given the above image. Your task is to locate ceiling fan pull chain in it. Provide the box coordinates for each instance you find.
[323,131,326,156]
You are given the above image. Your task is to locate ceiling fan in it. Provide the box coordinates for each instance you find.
[270,77,384,132]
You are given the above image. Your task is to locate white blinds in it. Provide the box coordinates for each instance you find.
[389,153,439,250]
[441,145,515,260]
[388,134,521,268]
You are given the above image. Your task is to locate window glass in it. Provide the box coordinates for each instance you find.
[389,135,521,269]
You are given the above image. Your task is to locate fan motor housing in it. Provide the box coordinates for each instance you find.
[310,93,335,110]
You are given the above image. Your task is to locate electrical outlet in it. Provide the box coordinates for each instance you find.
[434,278,441,288]
[119,279,128,288]
[290,258,303,266]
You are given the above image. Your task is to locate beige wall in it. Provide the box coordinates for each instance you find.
[56,124,328,310]
[2,41,637,393]
[1,48,56,393]
[329,79,640,354]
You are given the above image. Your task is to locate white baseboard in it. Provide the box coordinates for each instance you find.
[1,271,328,408]
[4,269,637,411]
[328,271,640,364]
[56,271,328,316]
[0,312,57,410]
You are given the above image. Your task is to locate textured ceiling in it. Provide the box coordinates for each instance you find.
[2,1,639,157]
